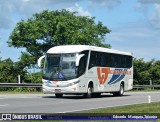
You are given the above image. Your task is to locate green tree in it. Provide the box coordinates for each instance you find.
[13,52,36,83]
[133,58,160,85]
[149,60,160,85]
[8,9,111,65]
[0,58,17,83]
[133,58,152,85]
[24,72,42,83]
[7,9,111,84]
[15,52,36,72]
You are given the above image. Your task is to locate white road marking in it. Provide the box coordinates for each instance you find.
[0,95,39,99]
[62,100,160,113]
[0,104,8,107]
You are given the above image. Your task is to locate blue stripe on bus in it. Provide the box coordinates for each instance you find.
[107,68,127,84]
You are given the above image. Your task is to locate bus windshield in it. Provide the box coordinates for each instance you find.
[43,53,77,80]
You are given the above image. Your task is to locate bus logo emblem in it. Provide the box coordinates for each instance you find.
[97,68,110,85]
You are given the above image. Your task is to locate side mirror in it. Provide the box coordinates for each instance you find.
[37,55,45,68]
[76,54,85,66]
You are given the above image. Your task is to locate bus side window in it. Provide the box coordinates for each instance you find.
[89,51,96,69]
[78,51,89,76]
[114,54,118,68]
[78,57,86,76]
[121,56,126,68]
[99,52,106,67]
[117,55,121,68]
[110,55,115,67]
[105,53,110,67]
[126,56,132,68]
[96,52,104,67]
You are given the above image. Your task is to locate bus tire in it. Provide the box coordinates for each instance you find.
[83,84,93,98]
[55,93,63,98]
[113,83,124,96]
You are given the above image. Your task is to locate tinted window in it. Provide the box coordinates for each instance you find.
[97,52,106,67]
[126,56,132,68]
[89,51,132,68]
[89,51,97,69]
[78,50,89,76]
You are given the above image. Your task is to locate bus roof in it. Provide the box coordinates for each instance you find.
[47,45,132,56]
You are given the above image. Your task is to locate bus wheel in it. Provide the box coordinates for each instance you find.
[55,93,63,98]
[119,83,124,96]
[113,83,124,96]
[83,85,93,98]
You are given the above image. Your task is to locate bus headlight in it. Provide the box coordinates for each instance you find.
[69,80,80,86]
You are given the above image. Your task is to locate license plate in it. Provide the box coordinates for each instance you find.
[55,89,61,92]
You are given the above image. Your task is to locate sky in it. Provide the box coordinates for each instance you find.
[0,0,160,62]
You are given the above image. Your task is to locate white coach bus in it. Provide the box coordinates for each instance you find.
[38,45,133,98]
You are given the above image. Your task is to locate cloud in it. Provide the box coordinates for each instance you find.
[138,0,160,4]
[0,16,13,29]
[0,0,17,29]
[0,41,3,47]
[66,3,91,17]
[0,0,81,29]
[137,0,160,29]
[149,4,160,29]
[88,0,121,9]
[15,0,83,19]
[106,23,160,60]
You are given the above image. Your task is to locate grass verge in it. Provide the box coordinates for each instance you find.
[12,102,160,122]
[84,101,160,113]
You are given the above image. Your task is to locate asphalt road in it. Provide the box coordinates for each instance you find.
[0,92,160,113]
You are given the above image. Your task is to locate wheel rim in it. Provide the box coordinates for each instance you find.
[87,86,92,97]
[120,85,124,95]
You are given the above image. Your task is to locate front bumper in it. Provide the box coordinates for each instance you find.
[42,84,80,94]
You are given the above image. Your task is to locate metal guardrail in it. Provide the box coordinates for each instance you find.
[0,83,160,89]
[133,85,160,88]
[0,83,41,88]
[133,85,160,90]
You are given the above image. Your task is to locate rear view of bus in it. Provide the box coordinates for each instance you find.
[38,45,133,98]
